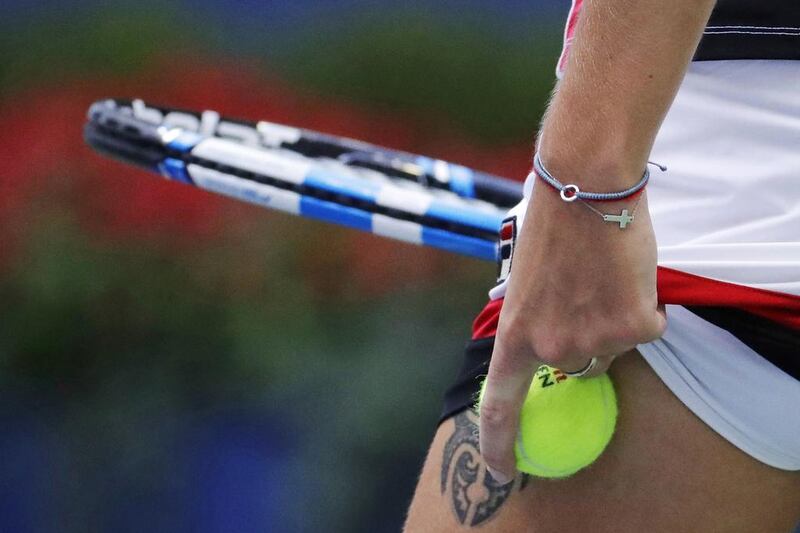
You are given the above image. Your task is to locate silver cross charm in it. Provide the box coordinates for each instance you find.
[602,209,634,229]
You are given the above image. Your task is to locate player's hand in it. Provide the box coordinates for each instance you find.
[478,183,666,483]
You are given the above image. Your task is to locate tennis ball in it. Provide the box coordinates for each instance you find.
[477,365,617,478]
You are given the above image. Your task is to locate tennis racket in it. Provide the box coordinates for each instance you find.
[84,99,524,261]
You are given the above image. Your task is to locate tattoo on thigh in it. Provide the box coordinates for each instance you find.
[440,410,529,527]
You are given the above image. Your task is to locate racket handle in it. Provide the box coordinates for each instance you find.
[471,171,524,207]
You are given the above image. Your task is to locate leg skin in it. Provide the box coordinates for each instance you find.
[404,351,800,532]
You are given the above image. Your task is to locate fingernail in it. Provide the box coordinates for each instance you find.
[486,466,513,485]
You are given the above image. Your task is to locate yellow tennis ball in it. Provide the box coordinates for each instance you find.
[478,365,617,478]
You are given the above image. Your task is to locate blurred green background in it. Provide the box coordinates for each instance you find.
[0,2,564,531]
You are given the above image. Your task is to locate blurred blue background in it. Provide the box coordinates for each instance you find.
[0,1,566,531]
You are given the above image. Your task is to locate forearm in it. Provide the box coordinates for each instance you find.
[539,0,716,188]
[481,0,719,484]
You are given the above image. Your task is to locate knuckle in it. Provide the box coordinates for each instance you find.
[532,336,570,365]
[478,400,512,429]
[614,323,641,348]
[496,311,526,337]
[493,336,524,362]
[633,315,666,344]
[652,314,668,337]
[574,332,603,356]
[615,310,660,346]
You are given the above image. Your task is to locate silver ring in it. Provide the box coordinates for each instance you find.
[562,357,598,378]
[560,184,580,202]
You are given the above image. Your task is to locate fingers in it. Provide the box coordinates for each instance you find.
[478,308,667,483]
[479,348,614,483]
[478,341,538,484]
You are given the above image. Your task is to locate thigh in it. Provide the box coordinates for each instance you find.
[404,351,800,532]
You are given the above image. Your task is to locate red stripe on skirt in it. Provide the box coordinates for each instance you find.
[472,266,800,340]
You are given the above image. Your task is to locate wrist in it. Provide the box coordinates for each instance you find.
[536,137,649,192]
[532,152,652,204]
[527,170,653,236]
[536,92,657,190]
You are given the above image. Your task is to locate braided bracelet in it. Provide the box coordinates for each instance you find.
[531,153,666,229]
